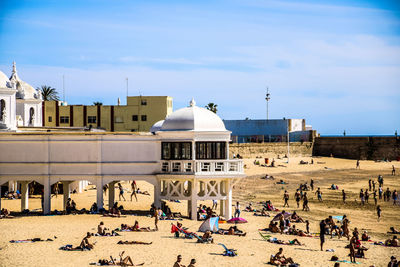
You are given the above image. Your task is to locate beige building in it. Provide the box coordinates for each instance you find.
[43,96,173,132]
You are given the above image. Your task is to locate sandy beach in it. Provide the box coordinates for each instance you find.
[0,157,399,267]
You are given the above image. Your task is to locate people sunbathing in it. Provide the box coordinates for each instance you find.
[136,188,150,195]
[0,208,13,218]
[385,236,399,247]
[267,237,302,246]
[290,211,304,223]
[103,202,121,217]
[132,220,155,232]
[218,226,246,236]
[79,232,94,250]
[270,248,295,266]
[268,221,281,233]
[98,251,144,266]
[361,231,370,241]
[199,231,214,243]
[98,221,110,236]
[254,208,270,217]
[117,240,152,245]
[388,227,400,234]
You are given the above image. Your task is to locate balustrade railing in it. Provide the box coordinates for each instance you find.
[160,159,243,174]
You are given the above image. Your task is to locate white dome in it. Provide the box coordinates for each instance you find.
[160,99,226,132]
[0,71,11,89]
[150,120,164,133]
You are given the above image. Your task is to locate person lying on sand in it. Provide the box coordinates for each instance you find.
[132,220,156,232]
[199,231,214,243]
[288,225,308,237]
[389,227,400,234]
[254,208,270,217]
[267,237,302,246]
[385,236,399,247]
[98,251,144,266]
[218,226,246,236]
[270,248,295,266]
[136,188,150,195]
[117,240,152,245]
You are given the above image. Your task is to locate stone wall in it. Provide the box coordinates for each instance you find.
[229,142,313,158]
[313,136,400,160]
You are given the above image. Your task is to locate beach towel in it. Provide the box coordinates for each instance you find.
[59,245,89,251]
[332,216,343,221]
[335,260,361,264]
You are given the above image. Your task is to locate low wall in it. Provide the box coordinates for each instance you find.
[229,142,313,158]
[313,136,400,160]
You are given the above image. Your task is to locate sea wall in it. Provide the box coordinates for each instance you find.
[313,136,400,160]
[229,142,313,158]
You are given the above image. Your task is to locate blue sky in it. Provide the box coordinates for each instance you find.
[0,0,399,134]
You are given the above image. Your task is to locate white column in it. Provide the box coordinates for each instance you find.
[8,180,15,192]
[20,181,29,211]
[219,199,224,217]
[154,180,161,208]
[224,180,232,219]
[43,177,51,214]
[190,179,198,220]
[96,177,104,210]
[108,181,116,209]
[226,141,229,159]
[62,181,70,211]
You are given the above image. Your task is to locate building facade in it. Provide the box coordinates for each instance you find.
[0,99,245,219]
[224,119,315,143]
[0,62,42,130]
[43,96,173,132]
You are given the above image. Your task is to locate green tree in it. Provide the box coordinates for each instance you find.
[205,102,218,113]
[93,102,103,106]
[37,85,59,101]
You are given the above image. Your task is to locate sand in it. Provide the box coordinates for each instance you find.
[0,157,399,267]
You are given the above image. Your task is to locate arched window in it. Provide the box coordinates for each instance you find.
[0,99,5,122]
[29,107,35,125]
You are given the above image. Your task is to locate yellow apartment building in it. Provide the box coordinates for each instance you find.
[43,96,173,132]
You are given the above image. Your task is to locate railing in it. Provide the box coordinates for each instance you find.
[160,159,243,175]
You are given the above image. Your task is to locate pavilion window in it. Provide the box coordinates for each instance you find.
[162,142,192,160]
[195,142,226,159]
[60,116,69,123]
[88,116,96,123]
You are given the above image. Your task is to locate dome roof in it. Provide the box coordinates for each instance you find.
[150,120,164,133]
[160,99,226,132]
[0,71,11,89]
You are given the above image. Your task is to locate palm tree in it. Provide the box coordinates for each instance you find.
[205,103,218,113]
[37,85,59,101]
[93,102,103,106]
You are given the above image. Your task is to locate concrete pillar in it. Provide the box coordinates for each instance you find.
[43,177,51,214]
[219,199,225,217]
[96,177,104,210]
[108,181,116,209]
[154,180,161,208]
[0,183,2,211]
[20,181,29,211]
[190,179,198,220]
[62,182,70,211]
[8,180,15,192]
[224,180,232,220]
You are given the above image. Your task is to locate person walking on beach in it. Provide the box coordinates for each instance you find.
[393,190,398,205]
[392,165,396,176]
[378,175,384,187]
[319,219,328,251]
[283,190,289,207]
[234,201,241,218]
[295,189,301,208]
[372,180,376,191]
[315,188,323,202]
[373,190,377,205]
[302,192,309,211]
[118,183,126,201]
[379,186,383,200]
[377,205,382,221]
[342,190,346,204]
[365,189,369,203]
[130,180,137,202]
[310,179,314,191]
[356,160,360,169]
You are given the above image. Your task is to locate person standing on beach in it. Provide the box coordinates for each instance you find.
[295,189,301,208]
[315,188,323,202]
[365,189,369,204]
[372,180,376,191]
[360,189,365,205]
[342,190,346,204]
[234,202,241,218]
[212,199,218,210]
[368,180,372,191]
[302,192,309,211]
[283,190,289,207]
[373,190,377,205]
[305,220,310,234]
[356,160,360,169]
[349,232,357,263]
[379,186,383,200]
[118,183,126,201]
[392,165,396,176]
[319,219,328,251]
[130,180,137,202]
[377,205,382,221]
[173,255,185,267]
[393,190,398,205]
[310,179,314,191]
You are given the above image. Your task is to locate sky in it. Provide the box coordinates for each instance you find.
[0,0,399,135]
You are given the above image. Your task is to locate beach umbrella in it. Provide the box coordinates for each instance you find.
[227,217,248,224]
[272,212,291,221]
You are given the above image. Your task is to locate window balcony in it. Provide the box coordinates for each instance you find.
[160,159,244,175]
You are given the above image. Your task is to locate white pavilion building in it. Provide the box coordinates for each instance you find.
[0,99,245,219]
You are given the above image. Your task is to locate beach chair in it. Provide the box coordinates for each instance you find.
[218,243,237,257]
[258,231,271,240]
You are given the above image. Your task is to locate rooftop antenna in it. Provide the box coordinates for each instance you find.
[265,87,271,120]
[62,75,65,102]
[126,77,129,97]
